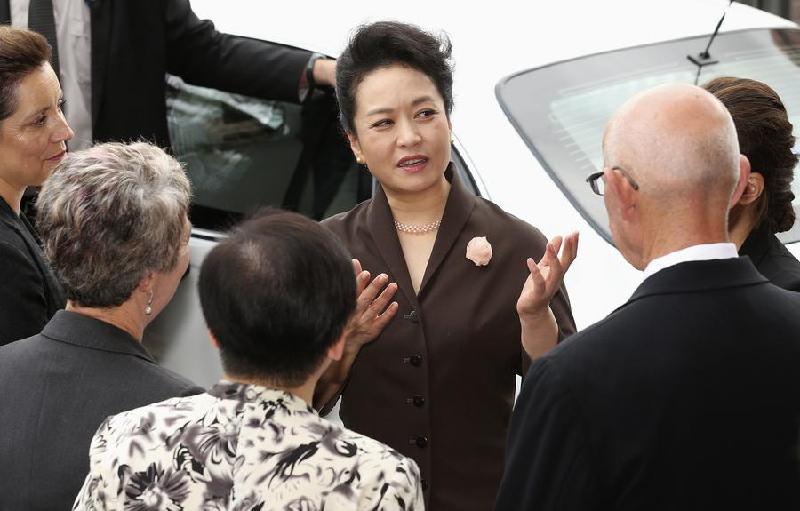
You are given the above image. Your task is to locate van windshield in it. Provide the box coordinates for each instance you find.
[497,28,800,244]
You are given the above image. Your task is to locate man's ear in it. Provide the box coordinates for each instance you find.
[326,333,346,362]
[605,166,638,220]
[730,154,753,207]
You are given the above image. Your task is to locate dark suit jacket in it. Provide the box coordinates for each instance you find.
[0,0,311,148]
[740,224,800,291]
[0,196,65,345]
[0,310,203,510]
[495,258,800,511]
[323,167,576,511]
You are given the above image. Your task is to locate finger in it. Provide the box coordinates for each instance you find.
[559,232,580,272]
[373,301,399,328]
[526,257,547,291]
[359,273,390,304]
[549,236,563,257]
[355,270,370,296]
[369,282,398,314]
[352,259,368,295]
[543,245,565,285]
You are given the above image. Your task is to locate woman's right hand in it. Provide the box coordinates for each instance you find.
[344,259,399,351]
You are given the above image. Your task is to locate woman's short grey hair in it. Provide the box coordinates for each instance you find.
[37,141,192,308]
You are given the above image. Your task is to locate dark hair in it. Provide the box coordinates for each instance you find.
[336,21,453,134]
[199,209,356,386]
[703,76,797,233]
[0,26,51,121]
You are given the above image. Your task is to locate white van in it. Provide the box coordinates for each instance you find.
[144,0,800,387]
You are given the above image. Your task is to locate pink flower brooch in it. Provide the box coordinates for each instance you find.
[466,236,493,266]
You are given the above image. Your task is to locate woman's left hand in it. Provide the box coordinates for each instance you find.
[516,232,579,359]
[516,232,579,318]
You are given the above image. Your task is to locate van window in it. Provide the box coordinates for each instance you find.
[167,76,477,231]
[497,28,800,244]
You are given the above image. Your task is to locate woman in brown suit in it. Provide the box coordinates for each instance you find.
[318,21,576,510]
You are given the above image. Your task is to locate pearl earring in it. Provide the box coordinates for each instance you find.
[144,291,153,316]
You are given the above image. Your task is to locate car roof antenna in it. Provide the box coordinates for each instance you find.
[688,0,734,84]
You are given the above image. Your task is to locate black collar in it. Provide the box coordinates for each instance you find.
[621,257,768,310]
[739,224,774,264]
[40,310,155,363]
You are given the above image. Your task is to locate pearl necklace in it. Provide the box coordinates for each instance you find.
[394,218,442,234]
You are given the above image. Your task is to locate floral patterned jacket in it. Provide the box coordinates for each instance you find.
[73,381,424,510]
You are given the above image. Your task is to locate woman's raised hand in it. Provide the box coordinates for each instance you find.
[517,232,579,318]
[516,232,579,359]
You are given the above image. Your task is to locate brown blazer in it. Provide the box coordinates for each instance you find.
[323,168,576,510]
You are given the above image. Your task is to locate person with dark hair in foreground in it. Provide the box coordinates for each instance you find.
[319,21,576,510]
[703,76,800,290]
[0,142,201,510]
[495,84,800,510]
[73,210,423,510]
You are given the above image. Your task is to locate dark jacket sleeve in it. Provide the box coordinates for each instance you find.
[496,358,599,511]
[0,241,49,345]
[164,0,312,103]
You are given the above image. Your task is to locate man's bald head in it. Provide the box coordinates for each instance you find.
[604,83,740,206]
[601,83,747,269]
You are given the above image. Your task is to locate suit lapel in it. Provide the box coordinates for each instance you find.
[366,186,419,308]
[366,165,476,305]
[418,167,475,296]
[90,0,111,128]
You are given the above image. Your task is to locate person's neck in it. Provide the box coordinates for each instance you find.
[66,301,145,341]
[0,177,25,215]
[385,177,451,225]
[639,219,730,270]
[227,374,317,405]
[728,208,759,251]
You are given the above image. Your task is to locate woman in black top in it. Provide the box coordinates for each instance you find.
[0,27,73,344]
[704,77,800,291]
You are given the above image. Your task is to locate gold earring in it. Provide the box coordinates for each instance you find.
[356,156,365,165]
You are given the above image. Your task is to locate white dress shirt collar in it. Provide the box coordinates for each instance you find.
[642,243,739,279]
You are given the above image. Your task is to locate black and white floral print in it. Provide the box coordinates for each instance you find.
[73,381,423,510]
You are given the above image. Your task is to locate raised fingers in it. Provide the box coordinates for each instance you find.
[369,282,398,316]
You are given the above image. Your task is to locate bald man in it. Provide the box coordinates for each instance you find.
[495,84,800,510]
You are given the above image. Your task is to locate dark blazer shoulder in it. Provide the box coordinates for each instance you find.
[472,196,549,258]
[321,199,373,239]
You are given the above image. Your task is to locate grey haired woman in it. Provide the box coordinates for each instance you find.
[0,141,201,511]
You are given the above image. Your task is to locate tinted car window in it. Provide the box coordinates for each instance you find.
[497,28,800,244]
[166,76,478,232]
[166,77,371,229]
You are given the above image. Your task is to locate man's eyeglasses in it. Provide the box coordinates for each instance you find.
[586,166,640,196]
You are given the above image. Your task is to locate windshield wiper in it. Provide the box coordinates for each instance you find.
[688,0,735,84]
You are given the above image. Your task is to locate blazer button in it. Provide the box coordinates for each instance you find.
[415,435,428,448]
[412,395,425,407]
[403,309,419,323]
[409,354,423,367]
